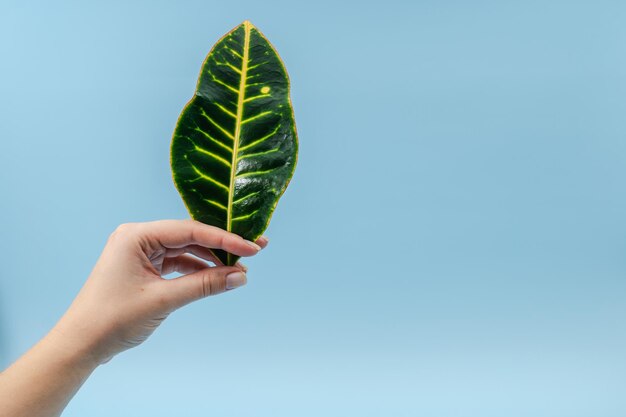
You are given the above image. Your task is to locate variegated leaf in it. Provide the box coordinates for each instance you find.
[171,20,298,265]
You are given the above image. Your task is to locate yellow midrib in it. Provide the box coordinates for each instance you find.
[227,21,251,238]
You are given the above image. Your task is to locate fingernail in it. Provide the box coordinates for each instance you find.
[258,235,269,245]
[226,271,247,290]
[244,240,262,251]
[236,262,248,272]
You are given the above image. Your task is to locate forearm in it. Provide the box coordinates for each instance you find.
[0,326,99,417]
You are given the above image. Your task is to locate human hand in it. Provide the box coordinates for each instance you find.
[51,220,267,365]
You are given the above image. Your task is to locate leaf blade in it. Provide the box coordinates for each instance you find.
[171,21,298,265]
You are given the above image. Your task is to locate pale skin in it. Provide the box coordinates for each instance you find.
[0,220,268,417]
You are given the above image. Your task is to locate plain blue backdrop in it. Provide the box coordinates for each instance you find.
[1,0,625,416]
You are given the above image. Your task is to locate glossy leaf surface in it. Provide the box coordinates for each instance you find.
[171,21,298,265]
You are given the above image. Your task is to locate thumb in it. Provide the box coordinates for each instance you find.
[165,266,247,309]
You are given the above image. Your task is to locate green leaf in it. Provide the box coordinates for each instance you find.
[171,20,298,266]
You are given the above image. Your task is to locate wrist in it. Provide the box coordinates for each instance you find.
[48,316,108,370]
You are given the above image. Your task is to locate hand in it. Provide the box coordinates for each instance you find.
[52,219,267,365]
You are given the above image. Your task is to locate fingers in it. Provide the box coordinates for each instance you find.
[256,235,269,249]
[164,266,247,309]
[161,254,208,275]
[139,220,261,257]
[164,245,219,263]
[163,246,247,273]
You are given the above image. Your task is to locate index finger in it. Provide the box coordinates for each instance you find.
[139,219,261,257]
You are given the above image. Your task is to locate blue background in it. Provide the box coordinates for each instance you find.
[1,0,626,416]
